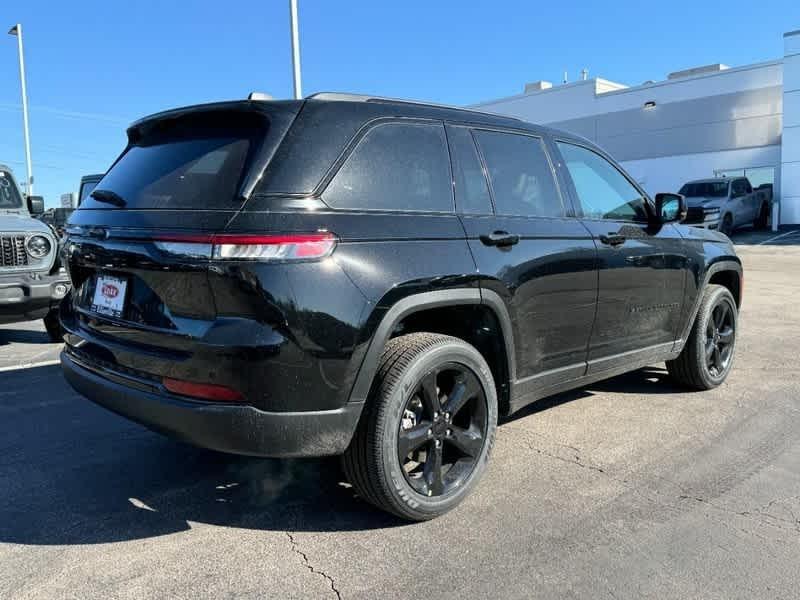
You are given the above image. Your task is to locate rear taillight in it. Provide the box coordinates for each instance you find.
[152,232,337,261]
[163,377,245,403]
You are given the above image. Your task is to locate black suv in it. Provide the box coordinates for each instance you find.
[60,94,742,520]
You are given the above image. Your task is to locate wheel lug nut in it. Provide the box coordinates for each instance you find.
[446,429,452,436]
[433,411,439,419]
[427,428,432,436]
[434,439,442,448]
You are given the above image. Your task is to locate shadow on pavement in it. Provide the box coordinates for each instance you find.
[503,366,687,424]
[0,327,52,346]
[0,363,684,546]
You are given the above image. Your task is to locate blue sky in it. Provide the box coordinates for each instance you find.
[1,0,798,207]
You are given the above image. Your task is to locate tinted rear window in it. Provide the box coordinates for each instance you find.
[323,121,453,213]
[81,117,266,210]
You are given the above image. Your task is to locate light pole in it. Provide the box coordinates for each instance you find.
[289,0,302,99]
[8,24,33,197]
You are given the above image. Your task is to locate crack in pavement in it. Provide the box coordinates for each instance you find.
[285,530,342,600]
[526,439,800,538]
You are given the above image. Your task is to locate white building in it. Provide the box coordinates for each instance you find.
[473,29,800,228]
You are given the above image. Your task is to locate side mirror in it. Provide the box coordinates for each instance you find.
[27,195,45,215]
[654,193,686,224]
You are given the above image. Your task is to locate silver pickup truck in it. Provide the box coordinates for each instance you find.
[678,177,771,236]
[0,165,70,340]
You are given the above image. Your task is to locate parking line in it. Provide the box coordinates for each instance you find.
[759,230,800,245]
[0,359,61,373]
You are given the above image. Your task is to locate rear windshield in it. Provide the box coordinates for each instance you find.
[81,117,266,210]
[679,181,728,198]
[0,170,23,209]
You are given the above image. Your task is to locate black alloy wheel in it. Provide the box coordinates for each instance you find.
[397,363,488,497]
[705,299,735,377]
[342,332,497,521]
[667,284,737,390]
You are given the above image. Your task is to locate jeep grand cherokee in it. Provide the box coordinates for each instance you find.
[60,93,742,520]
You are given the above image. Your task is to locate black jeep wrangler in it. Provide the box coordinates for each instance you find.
[60,94,742,520]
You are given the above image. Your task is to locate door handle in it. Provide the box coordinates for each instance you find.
[480,231,520,247]
[599,233,626,247]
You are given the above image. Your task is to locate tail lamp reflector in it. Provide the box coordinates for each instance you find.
[153,232,337,261]
[163,377,245,403]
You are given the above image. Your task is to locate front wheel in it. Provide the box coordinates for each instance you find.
[667,284,737,390]
[342,333,497,521]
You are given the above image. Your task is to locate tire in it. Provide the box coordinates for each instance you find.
[720,214,734,237]
[43,308,63,343]
[754,202,769,230]
[342,332,497,521]
[667,284,737,390]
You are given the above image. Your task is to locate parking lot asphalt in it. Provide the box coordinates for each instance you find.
[1,239,799,599]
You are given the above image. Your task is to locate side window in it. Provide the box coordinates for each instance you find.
[732,179,751,196]
[323,121,452,212]
[473,130,562,217]
[556,141,648,222]
[446,126,493,214]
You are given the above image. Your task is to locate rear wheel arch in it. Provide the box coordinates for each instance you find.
[348,288,515,415]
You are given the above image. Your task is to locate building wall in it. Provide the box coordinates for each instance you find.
[782,30,800,225]
[474,56,796,224]
[620,145,782,196]
[547,86,782,163]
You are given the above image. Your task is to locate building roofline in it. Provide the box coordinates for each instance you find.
[469,78,625,108]
[471,58,783,108]
[599,59,783,98]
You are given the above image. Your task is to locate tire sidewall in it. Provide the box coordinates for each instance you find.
[692,287,737,387]
[378,341,497,519]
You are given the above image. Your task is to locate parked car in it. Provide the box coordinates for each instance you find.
[679,176,770,235]
[0,165,70,340]
[60,94,742,520]
[36,207,74,237]
[77,174,103,207]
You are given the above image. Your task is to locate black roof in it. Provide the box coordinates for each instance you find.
[122,93,593,197]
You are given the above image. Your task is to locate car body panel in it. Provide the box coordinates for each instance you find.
[59,96,742,457]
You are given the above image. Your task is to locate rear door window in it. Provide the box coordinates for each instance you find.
[446,126,493,214]
[472,130,563,218]
[323,121,453,213]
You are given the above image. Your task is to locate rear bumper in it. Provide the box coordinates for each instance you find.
[61,351,364,458]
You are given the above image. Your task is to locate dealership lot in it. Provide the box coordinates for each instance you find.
[1,237,799,600]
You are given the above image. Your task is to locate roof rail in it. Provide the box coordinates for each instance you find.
[305,92,523,122]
